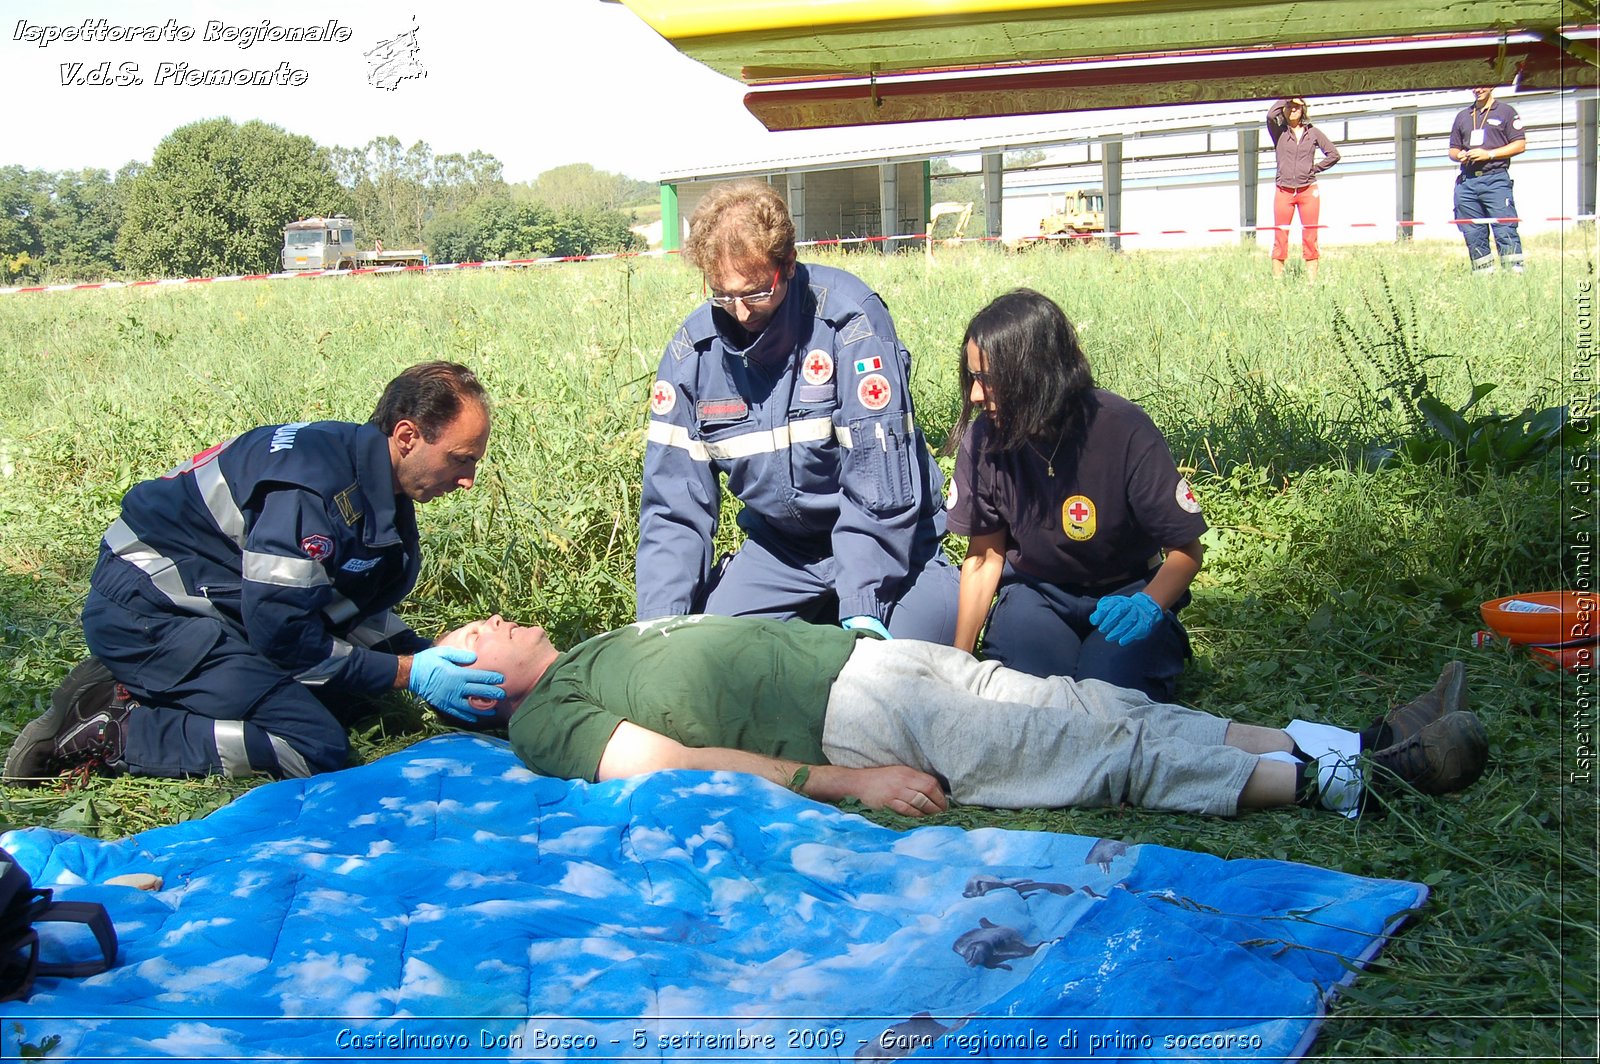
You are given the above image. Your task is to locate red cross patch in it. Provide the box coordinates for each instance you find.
[857,372,892,410]
[802,349,834,386]
[1062,495,1096,541]
[300,534,334,562]
[649,379,677,416]
[1175,476,1202,514]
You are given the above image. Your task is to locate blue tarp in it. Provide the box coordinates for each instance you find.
[1,734,1423,1061]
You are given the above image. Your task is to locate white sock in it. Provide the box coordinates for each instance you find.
[1283,719,1364,819]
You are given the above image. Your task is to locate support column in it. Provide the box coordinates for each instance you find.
[1237,128,1259,248]
[878,163,899,252]
[1580,96,1597,223]
[1395,112,1417,242]
[1102,139,1123,252]
[659,183,680,253]
[787,172,807,244]
[983,152,1004,238]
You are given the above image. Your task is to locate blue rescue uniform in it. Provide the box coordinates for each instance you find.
[636,262,958,640]
[83,421,431,779]
[1450,98,1526,271]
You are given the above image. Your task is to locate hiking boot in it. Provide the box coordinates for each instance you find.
[3,657,132,787]
[1368,709,1488,796]
[1366,661,1468,749]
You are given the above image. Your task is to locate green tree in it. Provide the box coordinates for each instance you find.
[118,118,346,277]
[423,197,642,261]
[1005,148,1048,169]
[0,166,47,282]
[519,163,655,212]
[332,137,504,247]
[36,168,125,281]
[930,158,987,234]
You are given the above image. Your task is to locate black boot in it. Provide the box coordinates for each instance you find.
[3,657,133,786]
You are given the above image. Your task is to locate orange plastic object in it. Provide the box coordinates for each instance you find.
[1480,591,1597,647]
[1530,643,1597,672]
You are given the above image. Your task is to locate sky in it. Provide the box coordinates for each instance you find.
[0,0,798,183]
[4,0,1211,185]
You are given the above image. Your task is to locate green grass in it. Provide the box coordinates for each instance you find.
[0,234,1594,1059]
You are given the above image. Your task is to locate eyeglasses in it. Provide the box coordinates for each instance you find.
[968,370,991,385]
[708,268,782,309]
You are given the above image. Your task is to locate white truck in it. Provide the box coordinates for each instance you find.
[280,216,427,271]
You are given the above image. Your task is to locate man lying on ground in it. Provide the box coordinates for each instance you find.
[444,614,1487,818]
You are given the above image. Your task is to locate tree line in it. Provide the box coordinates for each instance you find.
[1,118,656,283]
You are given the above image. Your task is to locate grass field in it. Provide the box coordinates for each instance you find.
[0,234,1594,1059]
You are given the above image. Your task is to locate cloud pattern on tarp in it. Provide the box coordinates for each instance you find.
[2,734,1423,1061]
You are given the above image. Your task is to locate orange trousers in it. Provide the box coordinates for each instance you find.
[1272,184,1322,262]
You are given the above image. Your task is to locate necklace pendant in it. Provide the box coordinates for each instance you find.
[1047,463,1055,477]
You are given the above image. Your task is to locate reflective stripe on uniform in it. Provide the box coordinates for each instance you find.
[347,610,410,648]
[215,719,312,779]
[646,416,835,462]
[834,413,913,450]
[296,639,353,686]
[322,593,361,626]
[103,517,225,619]
[192,457,247,546]
[645,413,915,458]
[269,735,312,779]
[213,720,257,777]
[242,550,331,589]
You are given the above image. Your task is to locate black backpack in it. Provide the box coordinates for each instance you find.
[0,846,117,1002]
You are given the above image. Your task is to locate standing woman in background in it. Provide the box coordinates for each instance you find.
[945,289,1206,702]
[1265,96,1340,281]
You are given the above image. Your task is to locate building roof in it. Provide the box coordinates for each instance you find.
[659,88,1569,183]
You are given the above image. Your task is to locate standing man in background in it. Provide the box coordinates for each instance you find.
[1449,86,1527,274]
[4,362,505,786]
[636,180,958,642]
[1264,96,1340,282]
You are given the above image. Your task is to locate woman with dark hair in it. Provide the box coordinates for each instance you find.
[945,289,1206,701]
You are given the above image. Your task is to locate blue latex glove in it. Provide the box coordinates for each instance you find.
[841,615,892,640]
[408,646,506,722]
[1089,592,1164,646]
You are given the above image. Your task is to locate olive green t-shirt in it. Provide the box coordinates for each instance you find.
[507,615,868,782]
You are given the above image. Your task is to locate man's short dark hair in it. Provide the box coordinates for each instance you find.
[370,361,489,441]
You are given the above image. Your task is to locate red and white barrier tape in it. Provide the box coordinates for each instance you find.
[2,214,1591,295]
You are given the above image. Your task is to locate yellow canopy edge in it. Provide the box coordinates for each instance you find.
[620,0,1148,40]
[619,0,1587,84]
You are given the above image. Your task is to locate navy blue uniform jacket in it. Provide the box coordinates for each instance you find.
[636,262,946,624]
[89,420,431,694]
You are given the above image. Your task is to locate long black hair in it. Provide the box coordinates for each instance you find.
[951,288,1095,454]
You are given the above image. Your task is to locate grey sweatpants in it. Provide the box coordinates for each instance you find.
[820,639,1260,816]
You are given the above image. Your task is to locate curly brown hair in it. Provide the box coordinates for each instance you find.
[684,180,797,273]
